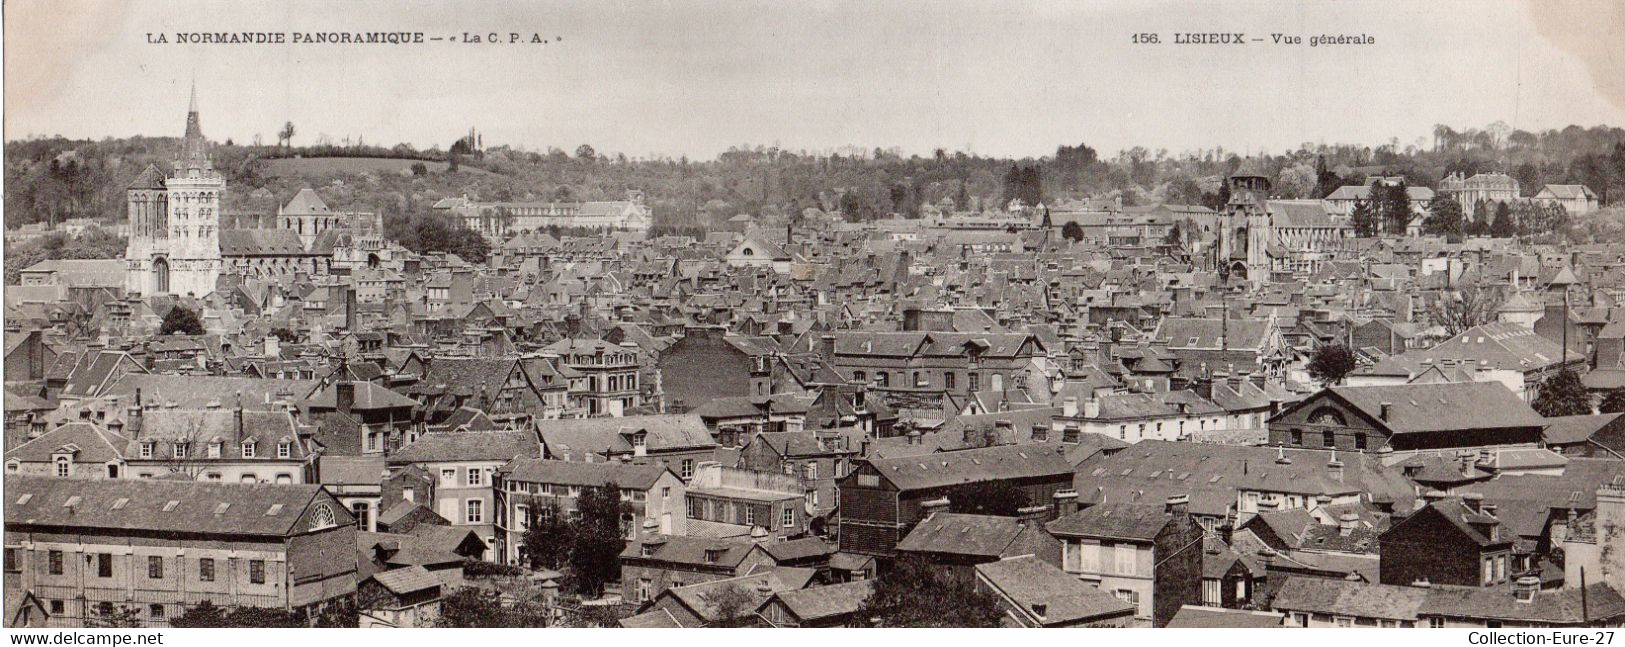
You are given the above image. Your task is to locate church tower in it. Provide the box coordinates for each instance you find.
[125,81,225,297]
[1222,174,1272,289]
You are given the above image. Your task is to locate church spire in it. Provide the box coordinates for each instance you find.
[178,77,212,173]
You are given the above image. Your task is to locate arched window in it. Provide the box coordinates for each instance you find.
[55,456,70,478]
[152,257,170,295]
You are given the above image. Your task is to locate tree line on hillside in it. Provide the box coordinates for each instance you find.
[7,123,1625,249]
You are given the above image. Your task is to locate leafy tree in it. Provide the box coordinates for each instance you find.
[1274,162,1317,199]
[1533,369,1592,417]
[270,327,299,343]
[521,500,573,570]
[160,305,205,336]
[383,212,490,264]
[575,144,597,161]
[1490,202,1518,238]
[170,600,308,627]
[1163,223,1184,251]
[1422,194,1465,238]
[1000,164,1042,207]
[699,583,757,627]
[1599,389,1625,414]
[857,555,1003,627]
[1350,198,1379,238]
[1061,221,1085,242]
[410,162,429,176]
[436,587,548,627]
[278,121,296,148]
[1466,199,1491,237]
[1307,343,1358,387]
[569,482,629,597]
[1376,181,1415,235]
[96,605,145,628]
[944,480,1029,517]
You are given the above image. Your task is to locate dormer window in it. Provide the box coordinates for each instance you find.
[207,442,222,459]
[241,441,256,458]
[174,443,189,460]
[278,442,291,459]
[140,442,155,459]
[54,456,71,478]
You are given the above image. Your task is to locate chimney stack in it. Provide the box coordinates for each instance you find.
[1338,512,1360,536]
[336,380,356,415]
[1016,505,1049,527]
[1084,395,1101,419]
[1513,575,1540,603]
[819,335,836,360]
[1165,494,1189,516]
[1379,402,1392,421]
[1063,396,1079,418]
[1052,490,1080,519]
[921,497,950,517]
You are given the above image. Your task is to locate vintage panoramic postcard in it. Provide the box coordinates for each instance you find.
[3,0,1625,636]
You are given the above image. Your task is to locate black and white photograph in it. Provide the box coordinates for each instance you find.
[3,0,1625,634]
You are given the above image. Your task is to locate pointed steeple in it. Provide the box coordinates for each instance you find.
[178,77,212,172]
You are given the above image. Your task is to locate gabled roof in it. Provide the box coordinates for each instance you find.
[862,443,1073,492]
[1303,382,1545,434]
[500,458,673,490]
[762,580,874,623]
[974,555,1137,625]
[389,430,540,464]
[4,474,347,537]
[896,512,1033,557]
[1046,501,1175,541]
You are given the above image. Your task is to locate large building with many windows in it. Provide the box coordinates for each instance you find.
[3,476,356,628]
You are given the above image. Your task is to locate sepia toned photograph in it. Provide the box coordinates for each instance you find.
[2,0,1625,634]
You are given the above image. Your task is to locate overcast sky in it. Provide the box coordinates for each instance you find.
[5,0,1623,159]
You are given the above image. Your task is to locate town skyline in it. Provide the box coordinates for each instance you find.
[6,0,1625,160]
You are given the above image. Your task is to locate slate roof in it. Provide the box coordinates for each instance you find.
[389,430,540,464]
[103,374,318,410]
[1412,322,1570,372]
[305,380,419,410]
[974,555,1137,625]
[1071,440,1416,518]
[1270,576,1429,621]
[864,443,1073,492]
[1542,413,1625,445]
[220,228,313,256]
[1311,381,1545,434]
[368,565,441,596]
[1420,583,1625,623]
[764,580,874,623]
[4,422,129,464]
[896,513,1033,557]
[538,414,716,457]
[1166,606,1284,628]
[500,458,672,490]
[1046,502,1174,541]
[4,474,348,537]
